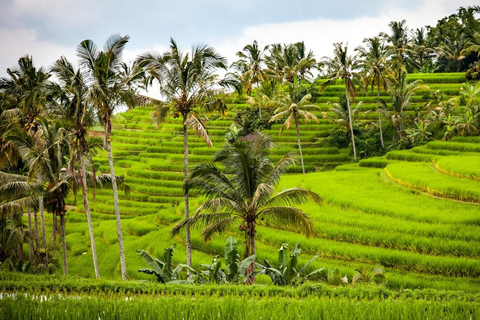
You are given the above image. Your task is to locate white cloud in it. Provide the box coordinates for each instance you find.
[0,28,76,74]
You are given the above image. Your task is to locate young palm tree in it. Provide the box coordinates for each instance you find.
[77,34,130,280]
[269,83,320,174]
[137,38,228,267]
[356,37,392,148]
[172,134,321,282]
[322,43,362,161]
[50,57,100,278]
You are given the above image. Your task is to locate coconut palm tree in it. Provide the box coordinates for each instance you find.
[380,20,411,73]
[77,34,130,280]
[265,42,316,84]
[322,43,362,161]
[356,37,392,149]
[136,38,228,267]
[436,31,468,72]
[231,40,266,96]
[0,55,51,255]
[171,133,321,283]
[384,72,428,139]
[409,27,434,72]
[50,56,100,278]
[269,83,320,174]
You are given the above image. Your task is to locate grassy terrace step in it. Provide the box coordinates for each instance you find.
[434,156,480,180]
[282,170,480,225]
[425,141,480,153]
[384,162,480,203]
[385,150,436,162]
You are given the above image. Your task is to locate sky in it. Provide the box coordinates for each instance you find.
[0,0,478,97]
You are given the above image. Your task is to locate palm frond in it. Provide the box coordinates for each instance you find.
[265,187,322,207]
[259,206,315,237]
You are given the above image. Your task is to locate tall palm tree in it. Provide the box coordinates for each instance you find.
[137,38,228,267]
[269,83,320,174]
[380,20,411,73]
[172,134,320,283]
[50,57,100,278]
[77,34,130,280]
[322,43,362,161]
[231,40,266,96]
[356,37,392,149]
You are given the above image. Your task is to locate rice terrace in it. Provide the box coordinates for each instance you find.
[2,4,480,320]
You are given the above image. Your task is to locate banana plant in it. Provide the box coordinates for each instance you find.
[136,244,196,284]
[256,243,324,286]
[197,237,255,284]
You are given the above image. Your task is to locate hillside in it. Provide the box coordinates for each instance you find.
[59,73,480,293]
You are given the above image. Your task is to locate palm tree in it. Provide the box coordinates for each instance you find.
[265,42,316,84]
[356,37,392,148]
[172,134,321,282]
[322,43,362,161]
[77,34,130,280]
[409,28,434,71]
[380,20,411,73]
[384,72,428,139]
[0,55,51,256]
[50,56,100,278]
[436,31,467,72]
[269,83,320,174]
[231,40,266,96]
[136,38,228,267]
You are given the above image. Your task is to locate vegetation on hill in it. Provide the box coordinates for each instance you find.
[1,5,480,318]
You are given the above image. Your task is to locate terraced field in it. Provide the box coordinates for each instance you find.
[61,73,480,295]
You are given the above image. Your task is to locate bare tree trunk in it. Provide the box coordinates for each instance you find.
[345,84,357,162]
[183,115,192,268]
[294,112,305,174]
[105,126,127,280]
[79,147,100,278]
[27,208,33,263]
[60,214,67,276]
[378,87,385,149]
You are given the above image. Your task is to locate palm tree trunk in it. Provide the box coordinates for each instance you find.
[246,220,256,284]
[183,115,192,268]
[79,147,100,278]
[39,195,46,249]
[34,210,39,249]
[105,125,127,280]
[294,112,305,174]
[52,214,57,258]
[345,83,357,161]
[60,214,67,275]
[27,208,33,263]
[377,87,385,149]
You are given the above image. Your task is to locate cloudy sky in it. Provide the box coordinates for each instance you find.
[0,0,478,87]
